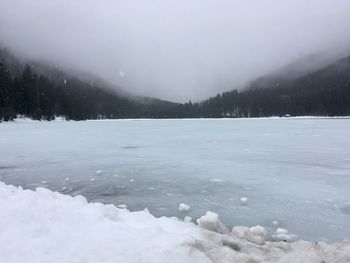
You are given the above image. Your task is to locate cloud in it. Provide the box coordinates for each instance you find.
[1,0,350,102]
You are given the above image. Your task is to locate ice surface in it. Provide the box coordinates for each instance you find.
[0,118,350,242]
[1,182,349,263]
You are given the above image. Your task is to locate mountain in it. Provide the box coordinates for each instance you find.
[0,48,180,121]
[245,48,350,91]
[1,47,350,121]
[190,55,350,117]
[0,48,135,98]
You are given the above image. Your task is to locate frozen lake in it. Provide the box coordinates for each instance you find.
[1,118,350,242]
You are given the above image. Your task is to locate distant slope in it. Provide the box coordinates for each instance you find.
[189,55,350,117]
[1,46,350,121]
[246,49,350,91]
[0,48,134,98]
[0,48,180,121]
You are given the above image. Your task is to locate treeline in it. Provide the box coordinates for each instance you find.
[1,50,350,121]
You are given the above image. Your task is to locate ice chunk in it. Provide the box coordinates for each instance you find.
[197,211,228,234]
[89,178,96,182]
[178,203,190,212]
[240,197,248,205]
[276,228,288,235]
[96,170,104,175]
[231,225,267,245]
[272,220,280,227]
[129,179,134,183]
[231,226,250,239]
[250,225,267,238]
[272,228,299,242]
[117,204,127,209]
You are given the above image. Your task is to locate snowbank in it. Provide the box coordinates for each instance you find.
[3,116,350,124]
[3,115,68,123]
[0,182,349,263]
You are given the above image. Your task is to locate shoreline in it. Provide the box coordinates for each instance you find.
[2,115,350,123]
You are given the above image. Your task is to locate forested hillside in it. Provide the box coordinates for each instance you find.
[1,48,350,121]
[186,56,350,118]
[0,49,180,121]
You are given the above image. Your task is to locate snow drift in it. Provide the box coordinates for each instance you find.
[0,182,349,263]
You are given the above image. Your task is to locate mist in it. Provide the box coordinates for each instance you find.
[1,0,350,102]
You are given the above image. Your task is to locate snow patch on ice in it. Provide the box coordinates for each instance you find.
[95,170,104,175]
[178,203,190,212]
[210,178,224,183]
[240,197,248,205]
[272,220,280,227]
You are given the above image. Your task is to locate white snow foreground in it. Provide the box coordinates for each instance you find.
[0,183,349,263]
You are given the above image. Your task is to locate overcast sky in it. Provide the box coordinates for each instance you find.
[1,0,350,102]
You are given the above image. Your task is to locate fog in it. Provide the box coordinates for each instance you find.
[1,0,350,102]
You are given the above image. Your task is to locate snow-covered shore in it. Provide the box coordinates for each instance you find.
[2,115,350,123]
[0,182,349,263]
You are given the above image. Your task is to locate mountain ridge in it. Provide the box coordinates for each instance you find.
[1,47,350,121]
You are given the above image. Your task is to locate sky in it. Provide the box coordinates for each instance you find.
[1,0,350,102]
